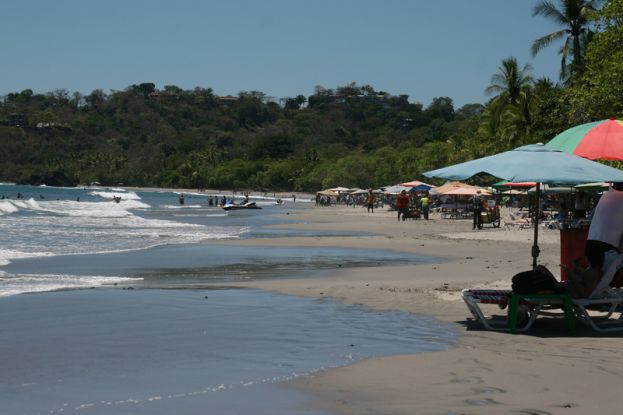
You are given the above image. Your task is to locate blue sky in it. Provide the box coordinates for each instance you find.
[1,1,563,107]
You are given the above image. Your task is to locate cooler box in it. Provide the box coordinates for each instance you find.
[560,228,589,281]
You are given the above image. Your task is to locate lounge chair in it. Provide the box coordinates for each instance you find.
[572,254,623,331]
[463,268,623,332]
[504,213,532,229]
[461,289,514,331]
[462,288,573,332]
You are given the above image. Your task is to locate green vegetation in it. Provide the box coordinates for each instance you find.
[1,0,621,191]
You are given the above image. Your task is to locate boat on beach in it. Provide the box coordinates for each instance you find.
[222,201,262,210]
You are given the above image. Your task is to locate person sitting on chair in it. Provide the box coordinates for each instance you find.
[567,182,623,298]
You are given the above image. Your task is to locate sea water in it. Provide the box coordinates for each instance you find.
[0,288,456,415]
[0,184,457,414]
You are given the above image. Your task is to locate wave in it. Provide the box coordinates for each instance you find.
[7,198,151,218]
[0,273,143,297]
[0,200,19,214]
[90,190,142,200]
[0,249,55,267]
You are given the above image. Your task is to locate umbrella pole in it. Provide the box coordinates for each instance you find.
[532,183,541,269]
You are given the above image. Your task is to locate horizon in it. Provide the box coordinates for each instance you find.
[1,1,563,108]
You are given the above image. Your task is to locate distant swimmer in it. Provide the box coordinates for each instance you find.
[113,196,121,203]
[179,193,185,205]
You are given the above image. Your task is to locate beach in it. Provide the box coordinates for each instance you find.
[225,205,623,415]
[2,185,622,415]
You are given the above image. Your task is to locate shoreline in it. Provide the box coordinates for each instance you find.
[227,205,623,415]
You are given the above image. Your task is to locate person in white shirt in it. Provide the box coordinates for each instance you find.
[568,183,623,297]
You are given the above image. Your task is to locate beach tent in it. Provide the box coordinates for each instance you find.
[329,187,351,192]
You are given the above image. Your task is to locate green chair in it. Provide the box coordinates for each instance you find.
[508,293,575,334]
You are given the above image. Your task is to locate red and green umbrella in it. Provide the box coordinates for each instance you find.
[546,118,623,161]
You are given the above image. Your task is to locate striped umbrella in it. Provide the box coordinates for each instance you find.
[546,118,623,161]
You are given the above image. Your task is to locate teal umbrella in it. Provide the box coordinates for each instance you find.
[424,144,623,267]
[424,144,623,185]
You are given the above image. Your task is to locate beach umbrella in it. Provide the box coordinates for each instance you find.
[383,185,414,194]
[546,118,623,161]
[432,181,474,194]
[400,180,434,190]
[424,144,623,267]
[317,189,338,197]
[440,187,491,196]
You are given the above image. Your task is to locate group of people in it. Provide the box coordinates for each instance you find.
[394,190,430,220]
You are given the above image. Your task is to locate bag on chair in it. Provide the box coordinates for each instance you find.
[511,267,561,294]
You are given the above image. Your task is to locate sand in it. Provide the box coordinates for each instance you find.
[226,205,623,415]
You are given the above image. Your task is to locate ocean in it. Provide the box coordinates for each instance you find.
[0,184,457,414]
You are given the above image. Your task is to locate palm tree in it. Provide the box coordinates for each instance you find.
[531,0,599,83]
[485,57,534,105]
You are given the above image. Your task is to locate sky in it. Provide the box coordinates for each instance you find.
[0,0,563,108]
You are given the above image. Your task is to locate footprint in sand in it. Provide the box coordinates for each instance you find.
[449,375,483,384]
[472,386,506,394]
[464,397,500,406]
[512,409,553,415]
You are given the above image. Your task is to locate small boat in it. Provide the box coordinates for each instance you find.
[222,201,262,211]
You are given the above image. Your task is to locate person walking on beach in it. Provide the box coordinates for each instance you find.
[366,189,376,213]
[471,190,483,230]
[395,190,409,221]
[420,192,430,220]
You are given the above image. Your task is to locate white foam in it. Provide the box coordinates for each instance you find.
[0,200,19,214]
[162,204,203,209]
[31,199,150,217]
[0,273,143,297]
[0,249,55,266]
[90,190,142,201]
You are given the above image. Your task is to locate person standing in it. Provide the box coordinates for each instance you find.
[420,192,430,220]
[366,189,376,213]
[395,190,409,221]
[471,190,483,230]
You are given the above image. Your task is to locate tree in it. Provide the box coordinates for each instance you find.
[485,57,534,105]
[567,0,623,120]
[531,0,599,83]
